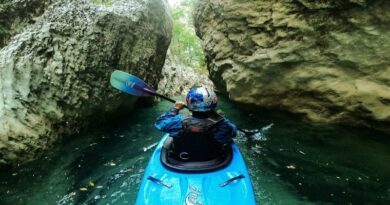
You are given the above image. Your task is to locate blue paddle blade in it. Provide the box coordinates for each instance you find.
[110,70,156,96]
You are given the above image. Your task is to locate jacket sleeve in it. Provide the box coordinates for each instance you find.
[154,108,183,137]
[213,118,237,144]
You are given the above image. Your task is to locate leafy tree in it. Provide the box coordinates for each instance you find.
[170,0,207,74]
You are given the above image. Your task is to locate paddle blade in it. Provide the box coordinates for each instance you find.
[110,70,156,96]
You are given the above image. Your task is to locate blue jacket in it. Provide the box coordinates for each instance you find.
[155,108,237,144]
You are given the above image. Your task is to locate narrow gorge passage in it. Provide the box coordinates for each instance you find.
[0,0,389,205]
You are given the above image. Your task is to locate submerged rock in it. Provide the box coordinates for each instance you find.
[194,0,390,131]
[0,0,171,166]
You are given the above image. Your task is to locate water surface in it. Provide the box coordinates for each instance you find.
[0,97,389,205]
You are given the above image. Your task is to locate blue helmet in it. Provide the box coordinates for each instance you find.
[186,86,218,112]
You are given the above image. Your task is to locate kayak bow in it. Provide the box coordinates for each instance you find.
[135,134,256,205]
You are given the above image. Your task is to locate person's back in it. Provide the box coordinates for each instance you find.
[155,86,237,161]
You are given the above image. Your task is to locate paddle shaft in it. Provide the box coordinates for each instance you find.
[237,128,248,133]
[142,87,189,109]
[142,88,176,104]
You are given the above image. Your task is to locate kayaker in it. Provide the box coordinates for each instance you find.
[155,86,237,161]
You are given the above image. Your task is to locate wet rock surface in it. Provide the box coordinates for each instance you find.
[0,0,171,166]
[194,0,390,131]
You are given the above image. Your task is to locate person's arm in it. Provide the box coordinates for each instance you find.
[213,118,237,144]
[154,102,185,137]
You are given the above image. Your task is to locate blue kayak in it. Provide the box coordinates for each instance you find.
[135,134,256,205]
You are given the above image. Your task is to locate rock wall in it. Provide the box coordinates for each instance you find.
[158,50,214,97]
[0,0,50,48]
[0,0,172,166]
[194,0,390,131]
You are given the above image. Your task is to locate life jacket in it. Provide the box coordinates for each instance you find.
[171,112,224,161]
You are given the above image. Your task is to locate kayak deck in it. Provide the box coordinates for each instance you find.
[135,134,256,205]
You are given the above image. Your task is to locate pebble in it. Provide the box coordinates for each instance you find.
[105,161,116,166]
[286,165,296,169]
[123,168,133,173]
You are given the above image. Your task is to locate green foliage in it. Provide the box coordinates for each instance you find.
[170,0,207,74]
[89,0,112,7]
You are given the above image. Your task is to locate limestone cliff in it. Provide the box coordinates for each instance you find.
[0,0,171,166]
[158,50,214,97]
[194,0,390,131]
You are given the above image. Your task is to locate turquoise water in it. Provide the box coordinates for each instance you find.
[0,97,389,205]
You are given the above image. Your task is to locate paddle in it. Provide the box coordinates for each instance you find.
[110,70,266,138]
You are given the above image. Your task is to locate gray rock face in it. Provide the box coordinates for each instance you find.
[194,0,390,131]
[158,50,214,97]
[0,0,171,165]
[0,0,50,48]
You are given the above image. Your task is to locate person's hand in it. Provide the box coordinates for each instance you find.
[173,101,185,110]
